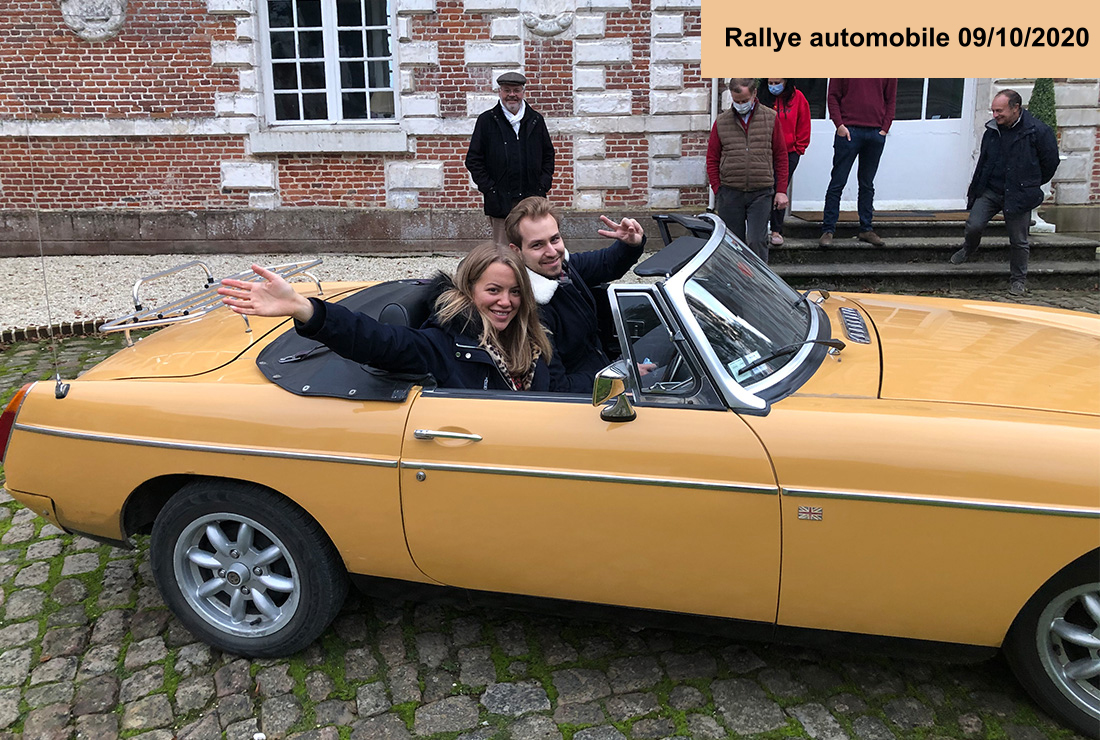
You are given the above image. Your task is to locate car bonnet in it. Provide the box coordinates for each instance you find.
[850,294,1100,416]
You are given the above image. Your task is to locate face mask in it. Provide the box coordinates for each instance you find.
[768,83,785,95]
[733,99,754,115]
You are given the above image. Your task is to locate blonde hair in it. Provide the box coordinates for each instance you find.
[435,242,552,377]
[504,196,562,249]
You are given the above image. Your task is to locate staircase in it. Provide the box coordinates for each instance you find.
[767,214,1100,292]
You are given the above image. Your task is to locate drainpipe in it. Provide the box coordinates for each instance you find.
[709,77,720,211]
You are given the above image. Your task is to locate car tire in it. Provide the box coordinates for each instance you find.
[150,480,348,657]
[1004,549,1100,739]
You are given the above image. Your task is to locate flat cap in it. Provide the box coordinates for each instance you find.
[496,72,527,86]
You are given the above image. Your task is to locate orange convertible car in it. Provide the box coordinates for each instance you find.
[2,216,1098,736]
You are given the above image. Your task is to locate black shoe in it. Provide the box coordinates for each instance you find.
[950,248,969,265]
[1009,281,1027,296]
[818,232,833,248]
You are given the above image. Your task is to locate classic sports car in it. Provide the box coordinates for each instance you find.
[1,215,1098,736]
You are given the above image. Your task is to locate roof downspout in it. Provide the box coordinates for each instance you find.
[709,77,719,212]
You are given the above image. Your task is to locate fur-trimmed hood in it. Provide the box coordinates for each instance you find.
[525,247,570,306]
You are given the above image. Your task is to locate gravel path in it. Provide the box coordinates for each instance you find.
[0,254,467,331]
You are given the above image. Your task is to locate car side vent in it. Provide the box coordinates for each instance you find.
[838,307,871,344]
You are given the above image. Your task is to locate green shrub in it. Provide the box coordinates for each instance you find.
[1028,78,1057,131]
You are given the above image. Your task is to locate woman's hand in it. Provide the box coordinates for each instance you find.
[218,264,315,323]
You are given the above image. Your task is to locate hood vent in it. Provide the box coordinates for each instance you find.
[838,307,871,344]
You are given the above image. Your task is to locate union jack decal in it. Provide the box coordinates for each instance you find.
[797,506,823,521]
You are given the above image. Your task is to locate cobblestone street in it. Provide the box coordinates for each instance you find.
[1,286,1096,740]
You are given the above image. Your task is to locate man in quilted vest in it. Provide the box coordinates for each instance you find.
[706,78,789,262]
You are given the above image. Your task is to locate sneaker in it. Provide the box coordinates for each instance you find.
[770,232,784,246]
[949,248,969,265]
[818,232,833,248]
[858,230,885,246]
[1009,281,1027,296]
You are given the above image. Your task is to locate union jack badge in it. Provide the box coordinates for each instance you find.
[797,506,823,521]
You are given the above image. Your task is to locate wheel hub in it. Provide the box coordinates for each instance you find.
[225,564,250,587]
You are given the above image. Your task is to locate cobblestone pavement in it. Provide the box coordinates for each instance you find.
[1,286,1095,740]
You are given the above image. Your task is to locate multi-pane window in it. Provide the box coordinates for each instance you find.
[793,79,964,121]
[264,0,396,123]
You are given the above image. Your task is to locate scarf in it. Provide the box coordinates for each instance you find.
[483,341,542,391]
[502,101,526,136]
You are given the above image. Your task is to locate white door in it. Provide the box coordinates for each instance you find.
[789,79,977,212]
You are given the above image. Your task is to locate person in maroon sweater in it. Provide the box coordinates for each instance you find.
[819,78,897,248]
[706,78,789,262]
[758,79,811,247]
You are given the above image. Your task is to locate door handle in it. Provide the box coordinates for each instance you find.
[414,429,483,442]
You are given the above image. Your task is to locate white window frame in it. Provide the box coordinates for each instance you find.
[256,0,401,128]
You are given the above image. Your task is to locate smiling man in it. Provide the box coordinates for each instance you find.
[505,197,647,393]
[465,72,556,247]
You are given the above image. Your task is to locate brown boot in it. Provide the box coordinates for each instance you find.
[858,230,885,246]
[818,232,833,248]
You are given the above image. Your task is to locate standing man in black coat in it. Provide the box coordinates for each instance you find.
[950,89,1060,296]
[466,72,556,246]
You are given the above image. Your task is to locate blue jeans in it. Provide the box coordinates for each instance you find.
[822,126,886,234]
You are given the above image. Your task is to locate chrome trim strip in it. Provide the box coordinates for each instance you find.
[783,487,1100,519]
[13,423,398,468]
[401,460,777,495]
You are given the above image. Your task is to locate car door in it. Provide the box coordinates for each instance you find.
[399,289,781,623]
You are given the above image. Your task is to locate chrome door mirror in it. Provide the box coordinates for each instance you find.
[592,360,636,423]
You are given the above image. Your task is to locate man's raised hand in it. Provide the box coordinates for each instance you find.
[596,215,644,246]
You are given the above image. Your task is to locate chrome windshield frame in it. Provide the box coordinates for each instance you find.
[660,214,817,412]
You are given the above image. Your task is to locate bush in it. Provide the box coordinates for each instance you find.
[1028,78,1057,131]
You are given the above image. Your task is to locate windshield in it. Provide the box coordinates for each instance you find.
[682,232,811,386]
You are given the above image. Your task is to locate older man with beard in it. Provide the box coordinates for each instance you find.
[465,72,556,246]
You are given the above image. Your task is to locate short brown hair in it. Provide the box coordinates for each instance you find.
[994,89,1023,110]
[504,196,562,249]
[727,78,758,95]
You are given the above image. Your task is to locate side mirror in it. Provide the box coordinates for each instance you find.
[592,360,636,423]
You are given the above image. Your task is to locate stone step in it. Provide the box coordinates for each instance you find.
[775,260,1100,292]
[767,234,1100,265]
[778,218,1018,239]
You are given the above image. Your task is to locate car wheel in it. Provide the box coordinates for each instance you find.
[150,480,348,657]
[1004,549,1100,739]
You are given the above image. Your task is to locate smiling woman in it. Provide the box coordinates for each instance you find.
[216,241,552,392]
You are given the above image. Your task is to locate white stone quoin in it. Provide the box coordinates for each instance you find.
[221,161,276,191]
[575,160,632,189]
[466,42,524,66]
[386,161,445,191]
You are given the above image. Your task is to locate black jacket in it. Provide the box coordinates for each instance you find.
[968,109,1059,217]
[465,102,555,218]
[531,237,646,393]
[295,291,549,393]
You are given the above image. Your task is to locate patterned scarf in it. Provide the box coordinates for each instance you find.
[482,341,542,391]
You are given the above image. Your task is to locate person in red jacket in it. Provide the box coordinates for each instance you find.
[758,79,811,247]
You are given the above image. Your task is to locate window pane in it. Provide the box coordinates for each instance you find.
[366,29,389,57]
[370,91,395,119]
[270,31,295,59]
[926,78,964,120]
[302,93,328,119]
[791,78,828,119]
[364,0,388,26]
[337,0,362,25]
[298,30,324,58]
[339,30,364,57]
[268,0,294,28]
[895,78,925,120]
[341,61,366,88]
[300,62,326,89]
[367,60,390,88]
[342,92,368,119]
[296,0,322,27]
[274,93,301,120]
[272,63,298,90]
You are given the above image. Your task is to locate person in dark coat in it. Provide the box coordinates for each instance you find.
[504,196,650,393]
[218,243,553,392]
[465,72,556,246]
[950,89,1060,296]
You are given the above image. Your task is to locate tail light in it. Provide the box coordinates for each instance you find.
[1,383,34,464]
